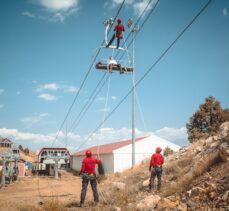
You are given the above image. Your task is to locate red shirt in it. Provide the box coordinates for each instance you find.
[150,153,164,167]
[80,157,101,174]
[114,24,125,39]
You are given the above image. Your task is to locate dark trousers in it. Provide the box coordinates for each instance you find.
[149,167,163,191]
[107,34,120,48]
[80,174,99,205]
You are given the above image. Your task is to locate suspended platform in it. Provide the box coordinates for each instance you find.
[102,45,127,51]
[95,62,134,74]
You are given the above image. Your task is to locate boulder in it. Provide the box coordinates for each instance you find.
[142,179,149,187]
[219,142,229,162]
[190,187,206,197]
[177,202,188,211]
[219,122,229,139]
[157,198,178,209]
[112,182,126,191]
[222,190,229,202]
[112,206,121,211]
[136,195,161,211]
[195,146,202,153]
[205,136,218,145]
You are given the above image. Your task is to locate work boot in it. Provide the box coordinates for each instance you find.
[79,203,84,208]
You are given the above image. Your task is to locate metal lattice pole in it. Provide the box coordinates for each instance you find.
[54,159,59,179]
[130,21,138,167]
[132,29,136,167]
[1,156,6,187]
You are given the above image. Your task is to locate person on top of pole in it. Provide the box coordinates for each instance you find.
[106,18,125,49]
[79,150,102,208]
[149,147,164,192]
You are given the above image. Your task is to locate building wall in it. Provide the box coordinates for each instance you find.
[113,135,180,172]
[100,154,114,174]
[18,162,25,177]
[72,155,84,171]
[71,154,114,174]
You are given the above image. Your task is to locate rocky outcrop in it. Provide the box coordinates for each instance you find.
[136,195,160,211]
[99,122,229,211]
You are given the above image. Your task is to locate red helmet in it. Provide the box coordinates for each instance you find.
[85,150,92,157]
[156,147,162,153]
[117,18,121,23]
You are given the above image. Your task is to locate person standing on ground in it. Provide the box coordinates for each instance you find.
[79,150,102,207]
[149,147,164,191]
[106,18,125,49]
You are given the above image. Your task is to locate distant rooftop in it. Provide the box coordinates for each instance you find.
[0,138,13,143]
[38,147,70,156]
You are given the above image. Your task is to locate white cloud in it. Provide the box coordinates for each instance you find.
[35,83,78,93]
[133,0,155,17]
[20,113,49,127]
[95,96,106,101]
[0,104,4,109]
[38,93,57,101]
[39,0,78,11]
[112,0,133,4]
[223,8,228,16]
[97,107,111,112]
[0,126,187,151]
[36,83,60,92]
[39,113,49,117]
[22,11,47,21]
[24,0,80,23]
[0,89,4,95]
[111,96,117,100]
[23,11,36,18]
[95,96,117,102]
[0,128,54,144]
[51,12,65,23]
[154,127,188,146]
[108,0,158,17]
[63,85,79,93]
[21,116,41,124]
[0,127,81,151]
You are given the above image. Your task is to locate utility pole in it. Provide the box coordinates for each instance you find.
[54,158,59,179]
[128,19,138,167]
[1,156,6,187]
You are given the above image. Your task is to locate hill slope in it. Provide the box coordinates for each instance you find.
[97,122,229,210]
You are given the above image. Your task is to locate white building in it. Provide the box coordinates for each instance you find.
[71,135,180,174]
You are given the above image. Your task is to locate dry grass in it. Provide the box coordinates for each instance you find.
[43,199,67,211]
[18,199,68,211]
[162,151,220,197]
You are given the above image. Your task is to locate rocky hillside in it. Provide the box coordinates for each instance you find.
[19,149,36,162]
[95,122,229,211]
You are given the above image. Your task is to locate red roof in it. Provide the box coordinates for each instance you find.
[38,147,70,156]
[74,136,148,156]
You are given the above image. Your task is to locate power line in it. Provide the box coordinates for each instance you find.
[115,0,160,59]
[117,0,160,61]
[51,0,126,147]
[70,73,109,132]
[67,0,159,137]
[75,0,212,152]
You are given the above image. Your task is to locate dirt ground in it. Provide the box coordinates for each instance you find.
[0,170,95,211]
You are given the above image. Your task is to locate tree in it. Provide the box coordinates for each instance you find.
[23,148,30,155]
[186,96,229,143]
[18,145,23,151]
[163,146,174,157]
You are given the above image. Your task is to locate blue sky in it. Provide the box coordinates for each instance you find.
[0,0,228,152]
